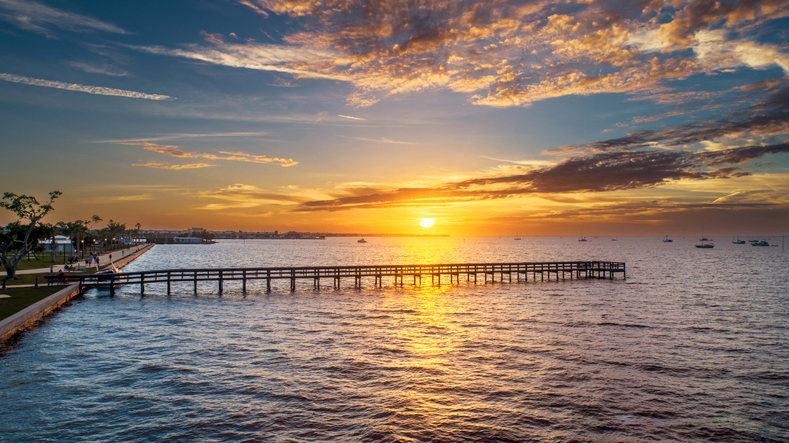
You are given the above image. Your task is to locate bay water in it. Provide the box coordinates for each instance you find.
[1,237,787,441]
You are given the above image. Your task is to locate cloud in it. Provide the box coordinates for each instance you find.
[338,114,365,121]
[693,30,789,75]
[100,131,271,143]
[129,42,348,80]
[194,184,314,211]
[200,183,306,203]
[337,135,415,145]
[0,73,173,100]
[121,142,298,167]
[0,0,128,36]
[228,0,787,108]
[132,161,217,170]
[68,62,128,77]
[481,156,555,167]
[554,84,789,154]
[296,143,789,211]
[85,194,155,204]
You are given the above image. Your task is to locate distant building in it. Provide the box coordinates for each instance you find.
[174,237,203,244]
[40,235,74,252]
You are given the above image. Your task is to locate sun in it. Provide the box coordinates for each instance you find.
[419,218,435,229]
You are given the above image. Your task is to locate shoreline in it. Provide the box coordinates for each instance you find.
[0,244,155,342]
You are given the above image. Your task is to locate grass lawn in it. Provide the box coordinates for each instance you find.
[0,286,65,321]
[3,249,121,271]
[2,267,104,287]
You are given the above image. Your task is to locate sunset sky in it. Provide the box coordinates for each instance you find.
[1,0,787,236]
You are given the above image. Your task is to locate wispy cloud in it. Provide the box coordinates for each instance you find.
[121,142,298,167]
[98,132,271,143]
[132,161,217,170]
[553,84,789,154]
[337,135,415,145]
[129,42,348,80]
[0,73,173,100]
[85,194,154,204]
[481,156,555,167]
[338,115,365,121]
[68,61,128,77]
[194,184,312,211]
[0,0,128,36]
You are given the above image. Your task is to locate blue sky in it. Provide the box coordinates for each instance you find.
[1,0,788,236]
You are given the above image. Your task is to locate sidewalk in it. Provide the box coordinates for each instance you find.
[16,245,153,274]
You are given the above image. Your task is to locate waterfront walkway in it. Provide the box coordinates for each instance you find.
[17,245,152,275]
[55,261,626,295]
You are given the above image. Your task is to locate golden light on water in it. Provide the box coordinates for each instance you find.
[419,218,435,229]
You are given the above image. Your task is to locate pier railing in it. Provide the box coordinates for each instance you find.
[49,261,625,295]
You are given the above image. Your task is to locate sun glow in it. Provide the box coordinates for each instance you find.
[419,218,435,229]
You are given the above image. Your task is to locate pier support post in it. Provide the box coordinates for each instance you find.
[267,270,271,292]
[167,272,171,295]
[218,270,224,294]
[242,270,247,293]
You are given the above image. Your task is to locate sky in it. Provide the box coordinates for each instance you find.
[0,0,788,237]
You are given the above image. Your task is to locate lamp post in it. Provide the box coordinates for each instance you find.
[104,238,107,254]
[81,239,84,259]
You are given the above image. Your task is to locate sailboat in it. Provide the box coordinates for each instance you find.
[695,227,714,248]
[732,233,745,244]
[663,235,673,243]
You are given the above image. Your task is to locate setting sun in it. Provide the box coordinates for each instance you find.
[419,218,435,229]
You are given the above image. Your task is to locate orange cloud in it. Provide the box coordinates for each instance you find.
[132,161,217,170]
[223,0,789,108]
[121,142,298,167]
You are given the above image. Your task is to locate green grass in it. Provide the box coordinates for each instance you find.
[2,267,104,287]
[0,286,64,321]
[2,246,130,272]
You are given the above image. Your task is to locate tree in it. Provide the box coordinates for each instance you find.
[0,191,61,280]
[102,219,126,250]
[37,222,60,263]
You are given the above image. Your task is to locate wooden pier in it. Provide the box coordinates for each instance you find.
[50,261,625,295]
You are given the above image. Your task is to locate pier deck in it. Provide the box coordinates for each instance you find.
[50,261,625,295]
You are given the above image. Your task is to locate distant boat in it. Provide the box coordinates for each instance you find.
[696,227,714,248]
[514,237,521,240]
[752,240,770,247]
[611,237,618,241]
[663,235,673,243]
[733,233,745,244]
[357,238,367,243]
[578,237,588,242]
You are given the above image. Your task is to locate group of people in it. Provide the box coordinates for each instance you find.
[85,252,101,269]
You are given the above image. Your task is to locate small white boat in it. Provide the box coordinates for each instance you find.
[752,240,770,247]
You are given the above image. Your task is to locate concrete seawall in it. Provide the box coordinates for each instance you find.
[0,244,155,342]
